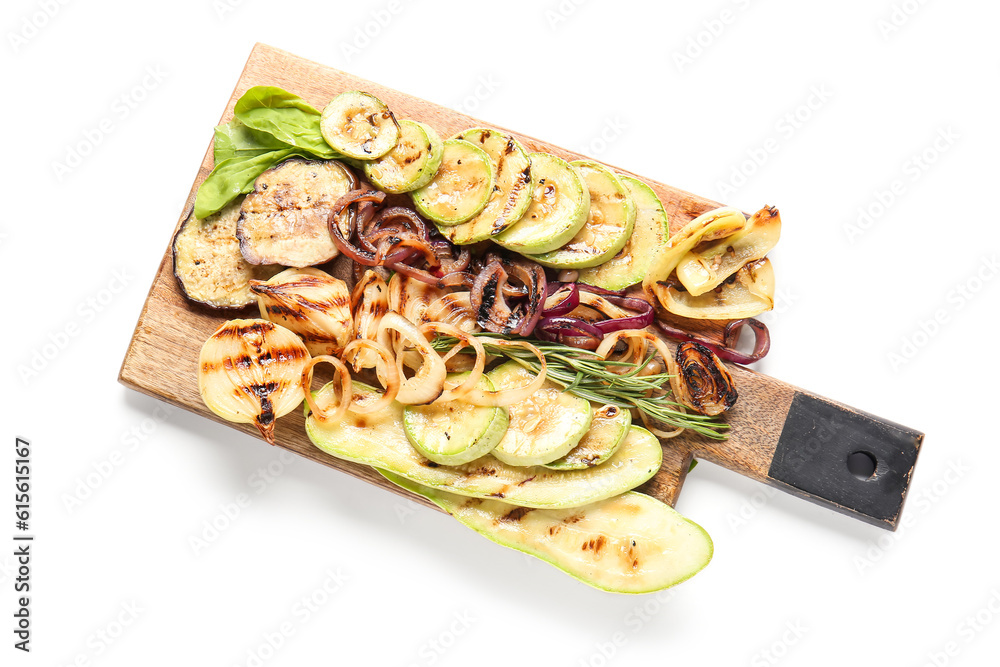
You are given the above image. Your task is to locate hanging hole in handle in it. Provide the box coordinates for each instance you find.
[847,451,878,480]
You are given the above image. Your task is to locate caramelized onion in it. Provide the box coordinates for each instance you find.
[673,342,738,416]
[301,355,352,424]
[376,312,447,405]
[461,339,548,407]
[418,322,487,403]
[655,318,770,365]
[341,339,399,414]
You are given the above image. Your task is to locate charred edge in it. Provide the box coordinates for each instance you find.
[266,303,308,321]
[501,506,533,522]
[476,273,500,328]
[679,343,738,410]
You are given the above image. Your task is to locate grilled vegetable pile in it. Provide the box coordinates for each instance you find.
[178,85,786,593]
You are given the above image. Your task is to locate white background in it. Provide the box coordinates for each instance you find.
[4,0,998,665]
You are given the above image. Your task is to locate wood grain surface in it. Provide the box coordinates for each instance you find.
[119,44,916,523]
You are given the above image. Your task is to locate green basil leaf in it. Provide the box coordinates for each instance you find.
[213,119,290,164]
[233,86,338,159]
[194,148,302,219]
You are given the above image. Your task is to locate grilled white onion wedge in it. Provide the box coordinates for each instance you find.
[362,119,443,193]
[172,198,282,309]
[436,128,532,244]
[403,373,509,466]
[578,176,670,290]
[237,158,357,267]
[346,270,389,372]
[249,267,353,356]
[494,152,590,254]
[379,471,714,594]
[544,403,631,471]
[528,160,636,269]
[320,90,400,160]
[198,319,309,444]
[411,139,495,225]
[486,361,593,466]
[305,381,662,508]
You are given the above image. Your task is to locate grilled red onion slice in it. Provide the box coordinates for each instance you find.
[655,318,770,365]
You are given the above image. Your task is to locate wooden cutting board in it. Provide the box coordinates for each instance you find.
[119,43,923,530]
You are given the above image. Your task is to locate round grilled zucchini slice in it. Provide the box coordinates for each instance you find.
[436,128,532,244]
[403,373,509,466]
[411,139,494,225]
[320,90,400,160]
[173,198,282,309]
[544,403,631,471]
[236,158,357,267]
[362,119,443,193]
[494,152,590,254]
[578,176,670,290]
[527,160,636,269]
[486,361,593,467]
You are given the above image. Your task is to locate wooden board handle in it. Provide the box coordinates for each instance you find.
[639,364,924,530]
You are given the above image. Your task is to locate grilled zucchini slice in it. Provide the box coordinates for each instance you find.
[379,471,714,594]
[494,152,590,254]
[173,199,282,309]
[362,119,443,193]
[528,160,635,269]
[578,177,670,290]
[544,404,631,471]
[305,382,662,508]
[320,90,400,160]
[236,158,357,267]
[411,139,494,225]
[486,361,593,467]
[436,128,532,244]
[403,373,509,466]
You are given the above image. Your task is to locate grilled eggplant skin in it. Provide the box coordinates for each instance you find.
[236,158,357,268]
[172,200,281,310]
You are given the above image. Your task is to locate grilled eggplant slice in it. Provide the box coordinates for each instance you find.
[237,158,357,267]
[578,177,670,290]
[379,471,714,594]
[320,90,400,160]
[494,152,590,255]
[411,139,495,225]
[362,119,443,193]
[305,382,663,508]
[173,199,282,309]
[528,161,636,269]
[436,128,532,244]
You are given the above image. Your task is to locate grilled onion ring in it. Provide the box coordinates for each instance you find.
[301,355,352,424]
[377,312,447,405]
[341,339,400,414]
[418,322,487,404]
[461,339,548,407]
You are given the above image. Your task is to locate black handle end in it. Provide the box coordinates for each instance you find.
[767,392,923,530]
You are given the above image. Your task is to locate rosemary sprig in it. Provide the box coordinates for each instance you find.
[433,333,729,440]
